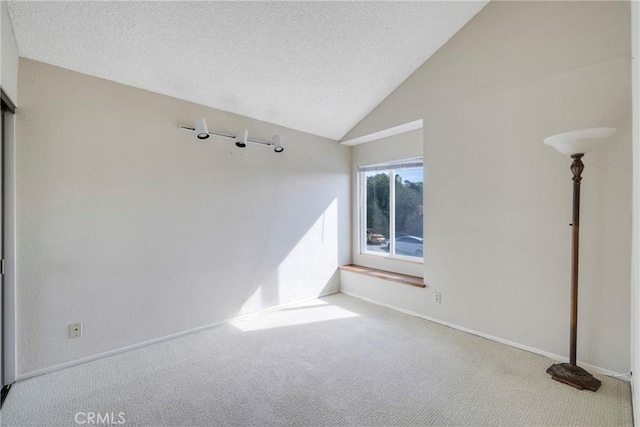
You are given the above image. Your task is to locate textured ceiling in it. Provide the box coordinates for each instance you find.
[7,1,487,140]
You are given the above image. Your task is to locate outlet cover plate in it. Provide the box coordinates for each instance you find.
[69,322,82,338]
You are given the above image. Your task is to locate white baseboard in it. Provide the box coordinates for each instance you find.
[16,289,340,382]
[340,289,630,382]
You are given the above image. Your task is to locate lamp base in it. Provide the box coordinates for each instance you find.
[547,363,601,391]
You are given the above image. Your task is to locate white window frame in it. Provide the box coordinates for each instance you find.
[358,158,424,263]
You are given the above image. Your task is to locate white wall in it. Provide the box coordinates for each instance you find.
[350,129,423,277]
[0,0,18,104]
[342,1,632,374]
[340,270,427,314]
[15,58,351,376]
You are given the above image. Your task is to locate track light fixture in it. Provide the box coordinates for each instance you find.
[235,129,248,148]
[273,135,284,153]
[195,117,210,140]
[178,118,284,154]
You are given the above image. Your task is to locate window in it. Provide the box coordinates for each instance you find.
[359,158,423,260]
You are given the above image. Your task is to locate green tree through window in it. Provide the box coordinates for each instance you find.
[363,163,423,258]
[366,172,390,234]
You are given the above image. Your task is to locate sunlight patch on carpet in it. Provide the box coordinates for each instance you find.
[230,299,359,332]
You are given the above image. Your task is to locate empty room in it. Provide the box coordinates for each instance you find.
[0,0,638,426]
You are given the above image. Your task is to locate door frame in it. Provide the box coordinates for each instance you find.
[631,0,639,421]
[1,88,16,387]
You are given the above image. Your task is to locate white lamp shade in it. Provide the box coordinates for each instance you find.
[543,127,616,156]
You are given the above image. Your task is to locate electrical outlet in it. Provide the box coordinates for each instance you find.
[435,292,442,303]
[69,322,83,338]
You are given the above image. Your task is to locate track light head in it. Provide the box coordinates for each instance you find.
[235,129,248,148]
[195,117,210,140]
[273,135,284,153]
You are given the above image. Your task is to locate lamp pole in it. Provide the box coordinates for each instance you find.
[569,153,583,367]
[546,153,601,391]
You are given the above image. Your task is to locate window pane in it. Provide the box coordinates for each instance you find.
[394,167,423,258]
[365,171,390,254]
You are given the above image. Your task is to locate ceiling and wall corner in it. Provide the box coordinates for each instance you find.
[5,1,487,141]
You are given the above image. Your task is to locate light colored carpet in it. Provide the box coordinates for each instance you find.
[0,293,633,426]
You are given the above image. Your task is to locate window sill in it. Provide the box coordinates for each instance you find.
[339,264,426,288]
[360,251,424,265]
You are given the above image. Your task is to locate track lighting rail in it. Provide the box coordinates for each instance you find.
[178,125,271,147]
[178,118,284,153]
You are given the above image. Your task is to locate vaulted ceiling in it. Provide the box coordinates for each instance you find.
[7,1,487,140]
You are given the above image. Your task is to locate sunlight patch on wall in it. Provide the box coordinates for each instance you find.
[240,285,265,315]
[238,198,340,316]
[276,198,339,302]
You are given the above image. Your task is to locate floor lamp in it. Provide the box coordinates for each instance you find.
[543,127,616,392]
